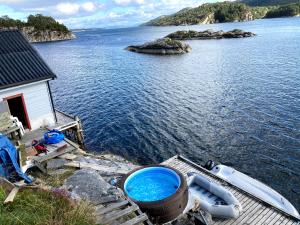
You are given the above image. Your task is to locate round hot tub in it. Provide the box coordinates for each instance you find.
[120,166,188,224]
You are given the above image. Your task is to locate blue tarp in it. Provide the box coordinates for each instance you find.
[44,129,64,144]
[0,134,32,183]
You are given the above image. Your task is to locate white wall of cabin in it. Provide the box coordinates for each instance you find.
[0,80,56,130]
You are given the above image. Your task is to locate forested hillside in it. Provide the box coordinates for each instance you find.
[240,0,300,6]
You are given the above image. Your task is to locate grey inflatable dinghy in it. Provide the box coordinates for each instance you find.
[184,173,242,219]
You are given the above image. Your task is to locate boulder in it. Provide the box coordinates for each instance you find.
[63,169,119,204]
[47,158,67,169]
[126,38,192,55]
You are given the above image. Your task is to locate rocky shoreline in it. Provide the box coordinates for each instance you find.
[22,27,75,43]
[166,29,256,40]
[126,38,192,55]
[0,27,76,43]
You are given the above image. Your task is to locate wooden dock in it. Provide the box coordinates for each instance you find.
[162,155,300,225]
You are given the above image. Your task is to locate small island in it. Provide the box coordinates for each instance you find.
[0,14,75,43]
[126,38,192,55]
[166,29,256,40]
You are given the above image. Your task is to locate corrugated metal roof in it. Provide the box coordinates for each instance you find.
[0,30,56,90]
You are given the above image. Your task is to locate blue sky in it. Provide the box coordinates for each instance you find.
[0,0,225,28]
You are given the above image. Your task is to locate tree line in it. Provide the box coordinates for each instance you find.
[0,14,69,33]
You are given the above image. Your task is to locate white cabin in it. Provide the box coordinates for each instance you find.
[0,30,57,131]
[0,81,56,130]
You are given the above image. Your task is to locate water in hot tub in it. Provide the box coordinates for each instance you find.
[125,168,180,202]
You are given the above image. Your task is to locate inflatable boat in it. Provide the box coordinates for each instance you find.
[184,173,242,219]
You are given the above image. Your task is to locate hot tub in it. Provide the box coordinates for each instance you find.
[120,166,188,223]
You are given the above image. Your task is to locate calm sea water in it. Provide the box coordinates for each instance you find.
[34,17,300,210]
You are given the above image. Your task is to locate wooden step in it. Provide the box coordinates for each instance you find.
[94,195,119,205]
[119,214,148,225]
[95,200,129,215]
[97,205,139,225]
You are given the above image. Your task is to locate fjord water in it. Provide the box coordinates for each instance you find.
[35,17,300,210]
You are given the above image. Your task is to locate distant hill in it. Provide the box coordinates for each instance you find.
[144,1,300,26]
[265,1,300,17]
[144,2,255,26]
[239,0,300,6]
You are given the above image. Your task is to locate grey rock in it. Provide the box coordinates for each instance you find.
[126,38,191,55]
[63,169,118,204]
[21,27,75,43]
[47,159,67,169]
[0,27,76,43]
[166,29,255,40]
[48,169,69,176]
[77,156,138,172]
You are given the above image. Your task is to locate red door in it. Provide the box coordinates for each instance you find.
[4,94,31,130]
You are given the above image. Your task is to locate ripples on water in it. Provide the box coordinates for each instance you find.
[34,18,300,210]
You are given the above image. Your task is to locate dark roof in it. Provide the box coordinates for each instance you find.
[0,30,56,90]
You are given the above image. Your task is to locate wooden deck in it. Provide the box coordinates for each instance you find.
[94,196,153,225]
[55,109,79,130]
[162,155,300,225]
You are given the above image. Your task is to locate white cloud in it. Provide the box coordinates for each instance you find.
[108,12,122,18]
[114,0,145,6]
[55,2,98,15]
[56,3,80,15]
[81,2,96,12]
[0,0,25,3]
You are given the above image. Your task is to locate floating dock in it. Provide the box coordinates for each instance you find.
[162,155,300,225]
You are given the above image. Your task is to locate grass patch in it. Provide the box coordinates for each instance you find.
[0,188,96,225]
[44,169,76,187]
[30,167,76,187]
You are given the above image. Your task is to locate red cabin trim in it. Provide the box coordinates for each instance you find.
[3,93,32,130]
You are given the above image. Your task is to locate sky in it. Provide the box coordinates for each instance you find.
[0,0,226,29]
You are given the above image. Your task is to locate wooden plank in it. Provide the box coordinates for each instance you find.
[285,221,294,225]
[65,161,129,175]
[120,214,148,225]
[95,200,129,215]
[94,195,119,205]
[252,208,281,225]
[262,210,281,225]
[274,216,287,225]
[233,203,263,225]
[285,221,300,225]
[0,177,14,195]
[56,122,78,132]
[33,160,47,174]
[97,205,139,225]
[249,207,272,225]
[127,199,153,225]
[33,145,74,163]
[63,138,80,149]
[245,205,268,224]
[4,187,19,204]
